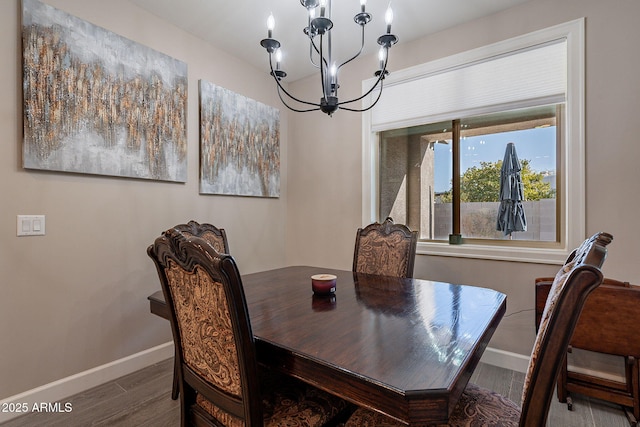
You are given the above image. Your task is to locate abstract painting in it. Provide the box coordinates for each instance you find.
[199,80,280,197]
[22,0,188,182]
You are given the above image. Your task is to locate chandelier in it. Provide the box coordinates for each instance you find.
[260,0,398,116]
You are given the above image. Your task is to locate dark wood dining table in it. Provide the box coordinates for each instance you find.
[148,265,506,425]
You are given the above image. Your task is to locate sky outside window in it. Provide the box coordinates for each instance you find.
[433,126,556,193]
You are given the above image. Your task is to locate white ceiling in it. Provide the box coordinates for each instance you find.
[130,0,529,82]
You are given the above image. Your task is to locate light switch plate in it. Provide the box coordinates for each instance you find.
[17,215,46,236]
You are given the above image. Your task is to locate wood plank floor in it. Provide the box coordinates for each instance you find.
[0,358,630,426]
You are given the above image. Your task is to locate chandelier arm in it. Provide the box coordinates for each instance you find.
[311,37,329,69]
[308,38,321,69]
[319,34,328,100]
[338,80,384,112]
[306,12,320,68]
[337,53,389,106]
[336,72,383,106]
[276,85,321,113]
[338,24,366,71]
[306,19,329,69]
[268,55,320,107]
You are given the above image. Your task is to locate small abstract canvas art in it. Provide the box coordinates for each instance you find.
[22,0,188,182]
[199,80,280,197]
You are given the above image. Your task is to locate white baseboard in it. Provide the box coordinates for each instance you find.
[0,342,173,424]
[480,346,531,373]
[480,347,626,383]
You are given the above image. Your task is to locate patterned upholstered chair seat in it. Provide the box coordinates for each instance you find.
[344,383,520,427]
[196,370,348,427]
[344,232,612,427]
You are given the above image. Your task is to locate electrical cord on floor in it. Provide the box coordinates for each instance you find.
[503,308,534,318]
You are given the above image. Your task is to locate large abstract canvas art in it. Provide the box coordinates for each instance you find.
[199,81,280,197]
[22,0,188,182]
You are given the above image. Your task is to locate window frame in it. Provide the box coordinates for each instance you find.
[361,19,585,264]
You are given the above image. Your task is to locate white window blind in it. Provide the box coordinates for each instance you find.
[370,40,567,131]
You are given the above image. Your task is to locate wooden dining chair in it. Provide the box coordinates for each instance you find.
[165,220,230,400]
[148,228,350,427]
[352,217,418,278]
[174,220,230,254]
[344,232,613,427]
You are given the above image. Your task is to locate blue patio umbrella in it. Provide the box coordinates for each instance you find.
[496,142,527,237]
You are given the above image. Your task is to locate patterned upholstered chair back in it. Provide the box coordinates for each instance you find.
[173,220,230,254]
[353,217,418,278]
[161,221,229,401]
[519,232,612,426]
[148,229,262,426]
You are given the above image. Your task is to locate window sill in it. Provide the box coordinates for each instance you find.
[417,241,569,265]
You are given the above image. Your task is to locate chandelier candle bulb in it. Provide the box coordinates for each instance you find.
[267,13,274,38]
[385,6,393,33]
[360,0,367,13]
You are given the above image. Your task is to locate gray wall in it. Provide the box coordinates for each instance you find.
[0,0,289,398]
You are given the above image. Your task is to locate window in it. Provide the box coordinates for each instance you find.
[379,104,560,244]
[361,19,584,264]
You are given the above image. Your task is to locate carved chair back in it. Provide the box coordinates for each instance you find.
[173,220,230,254]
[353,217,418,278]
